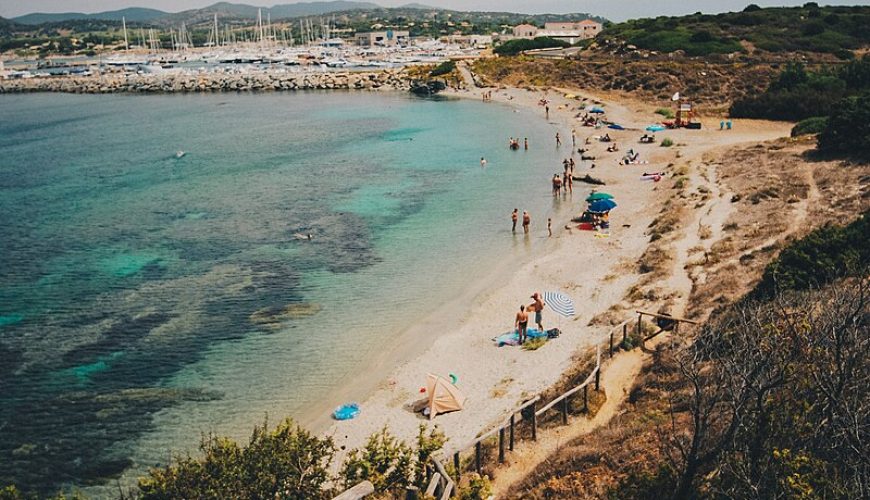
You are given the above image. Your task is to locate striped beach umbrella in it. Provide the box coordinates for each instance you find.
[542,291,575,318]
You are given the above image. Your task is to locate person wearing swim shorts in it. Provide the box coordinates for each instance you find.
[530,292,545,331]
[515,304,529,345]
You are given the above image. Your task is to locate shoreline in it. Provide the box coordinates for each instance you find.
[319,82,794,467]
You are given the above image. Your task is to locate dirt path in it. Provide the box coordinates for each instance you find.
[701,160,821,279]
[455,61,479,90]
[489,346,649,497]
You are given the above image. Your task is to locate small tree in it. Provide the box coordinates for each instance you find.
[341,427,414,494]
[818,94,870,156]
[341,425,446,495]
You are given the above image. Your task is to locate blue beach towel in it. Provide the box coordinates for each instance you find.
[493,328,548,347]
[333,403,360,420]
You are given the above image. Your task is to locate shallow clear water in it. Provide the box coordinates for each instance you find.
[0,91,572,494]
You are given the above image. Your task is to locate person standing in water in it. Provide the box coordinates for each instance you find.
[555,132,561,147]
[547,218,552,237]
[515,304,529,345]
[511,208,519,233]
[524,138,529,150]
[522,210,531,234]
[480,157,487,167]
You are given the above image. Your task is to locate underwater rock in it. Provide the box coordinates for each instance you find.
[249,302,323,327]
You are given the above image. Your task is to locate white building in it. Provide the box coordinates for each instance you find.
[511,24,538,38]
[510,20,602,43]
[354,30,410,47]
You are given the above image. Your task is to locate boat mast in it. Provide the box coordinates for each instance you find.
[122,16,129,51]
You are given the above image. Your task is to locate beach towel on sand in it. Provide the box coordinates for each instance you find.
[493,328,548,347]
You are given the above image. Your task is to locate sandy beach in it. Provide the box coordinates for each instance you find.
[320,81,793,464]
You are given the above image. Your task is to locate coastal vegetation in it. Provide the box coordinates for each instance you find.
[493,37,569,56]
[752,212,869,299]
[731,56,870,157]
[599,4,870,56]
[511,217,869,498]
[730,58,869,121]
[790,116,827,137]
[136,418,334,499]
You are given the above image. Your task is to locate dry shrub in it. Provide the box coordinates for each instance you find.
[638,245,673,276]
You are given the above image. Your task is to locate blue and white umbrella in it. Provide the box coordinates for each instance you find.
[542,291,575,318]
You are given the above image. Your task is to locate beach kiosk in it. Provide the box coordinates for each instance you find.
[675,100,701,129]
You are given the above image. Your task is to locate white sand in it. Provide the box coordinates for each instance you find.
[323,83,792,464]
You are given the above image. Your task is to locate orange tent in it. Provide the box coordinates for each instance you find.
[426,373,466,419]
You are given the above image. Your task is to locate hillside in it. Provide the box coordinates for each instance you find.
[0,17,24,37]
[154,1,381,26]
[12,7,166,25]
[599,4,870,57]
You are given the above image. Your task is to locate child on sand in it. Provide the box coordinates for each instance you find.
[548,218,552,237]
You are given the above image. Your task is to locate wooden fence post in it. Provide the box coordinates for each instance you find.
[475,441,482,474]
[609,331,614,357]
[561,397,569,425]
[583,385,589,412]
[498,427,505,463]
[453,452,460,483]
[595,346,601,391]
[531,401,538,441]
[509,414,515,451]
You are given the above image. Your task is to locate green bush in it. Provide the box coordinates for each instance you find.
[341,425,445,494]
[655,108,675,119]
[137,417,334,500]
[430,60,456,77]
[660,138,674,147]
[459,474,493,500]
[790,116,828,136]
[753,213,869,298]
[730,63,850,121]
[841,55,870,89]
[817,93,870,156]
[494,37,569,56]
[601,6,870,56]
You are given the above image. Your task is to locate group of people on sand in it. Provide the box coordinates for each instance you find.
[508,137,528,151]
[514,292,545,345]
[482,90,494,102]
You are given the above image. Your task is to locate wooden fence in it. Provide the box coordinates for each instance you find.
[441,317,637,487]
[334,317,640,499]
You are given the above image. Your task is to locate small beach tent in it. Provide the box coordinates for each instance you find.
[426,373,466,420]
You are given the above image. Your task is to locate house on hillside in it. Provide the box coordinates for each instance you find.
[512,24,538,38]
[543,20,602,39]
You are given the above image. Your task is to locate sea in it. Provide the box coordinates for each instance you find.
[0,91,573,495]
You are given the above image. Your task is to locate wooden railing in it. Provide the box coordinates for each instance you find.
[439,316,643,489]
[334,317,641,498]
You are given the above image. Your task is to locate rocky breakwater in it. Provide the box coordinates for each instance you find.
[0,69,414,94]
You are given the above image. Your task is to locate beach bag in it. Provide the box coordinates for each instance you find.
[546,328,561,339]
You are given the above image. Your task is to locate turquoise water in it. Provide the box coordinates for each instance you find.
[0,91,572,494]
